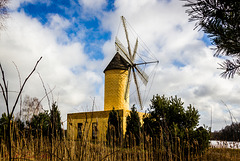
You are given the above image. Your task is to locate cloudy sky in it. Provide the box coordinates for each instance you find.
[1,0,240,131]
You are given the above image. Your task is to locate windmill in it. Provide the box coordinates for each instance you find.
[115,16,159,110]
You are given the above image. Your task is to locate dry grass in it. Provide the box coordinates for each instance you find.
[1,125,240,161]
[201,148,240,161]
[1,136,240,160]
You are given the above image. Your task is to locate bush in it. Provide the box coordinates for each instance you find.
[143,95,210,154]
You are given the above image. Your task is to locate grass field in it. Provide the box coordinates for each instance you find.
[1,133,240,161]
[0,122,239,161]
[203,148,240,161]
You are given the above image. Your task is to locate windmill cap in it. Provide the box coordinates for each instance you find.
[104,52,130,73]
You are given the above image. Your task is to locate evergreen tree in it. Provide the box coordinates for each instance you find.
[27,110,50,137]
[15,118,24,133]
[0,113,8,141]
[50,102,63,139]
[191,126,211,152]
[184,0,240,78]
[143,95,209,153]
[125,105,141,146]
[0,113,25,144]
[106,108,122,147]
[143,95,200,137]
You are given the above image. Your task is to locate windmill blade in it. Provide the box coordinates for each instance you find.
[115,37,133,65]
[132,68,143,110]
[121,16,132,59]
[134,66,149,86]
[116,37,148,86]
[124,67,132,100]
[132,38,138,62]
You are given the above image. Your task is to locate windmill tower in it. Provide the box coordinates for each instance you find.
[67,16,158,141]
[104,16,158,111]
[104,52,130,111]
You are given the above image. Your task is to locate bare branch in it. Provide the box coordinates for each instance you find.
[0,0,9,30]
[38,72,51,110]
[39,86,55,104]
[48,84,55,104]
[221,100,238,123]
[10,56,42,119]
[31,85,55,117]
[12,61,22,86]
[0,63,9,115]
[13,61,23,119]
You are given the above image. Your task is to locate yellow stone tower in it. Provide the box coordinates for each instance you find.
[104,52,130,111]
[67,52,133,141]
[67,16,149,141]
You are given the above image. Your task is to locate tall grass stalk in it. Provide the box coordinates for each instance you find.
[1,121,240,160]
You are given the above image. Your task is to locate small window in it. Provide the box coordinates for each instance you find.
[77,123,83,139]
[92,122,98,139]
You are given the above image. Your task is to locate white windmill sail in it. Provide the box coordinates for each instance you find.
[115,16,158,110]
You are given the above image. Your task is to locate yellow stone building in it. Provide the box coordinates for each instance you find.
[67,52,144,141]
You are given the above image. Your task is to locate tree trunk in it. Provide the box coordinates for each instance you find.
[7,118,11,161]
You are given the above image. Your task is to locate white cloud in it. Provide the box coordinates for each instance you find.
[79,0,106,10]
[78,0,107,18]
[100,0,240,130]
[0,11,103,127]
[1,0,240,131]
[8,0,32,10]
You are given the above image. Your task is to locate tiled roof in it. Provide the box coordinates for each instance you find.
[104,52,129,73]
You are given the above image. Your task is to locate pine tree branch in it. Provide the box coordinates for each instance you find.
[218,59,240,78]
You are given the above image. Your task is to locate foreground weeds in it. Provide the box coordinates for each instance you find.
[202,148,240,161]
[0,125,239,161]
[1,135,240,161]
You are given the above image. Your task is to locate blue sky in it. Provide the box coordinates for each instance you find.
[1,0,240,130]
[18,0,113,60]
[18,0,211,60]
